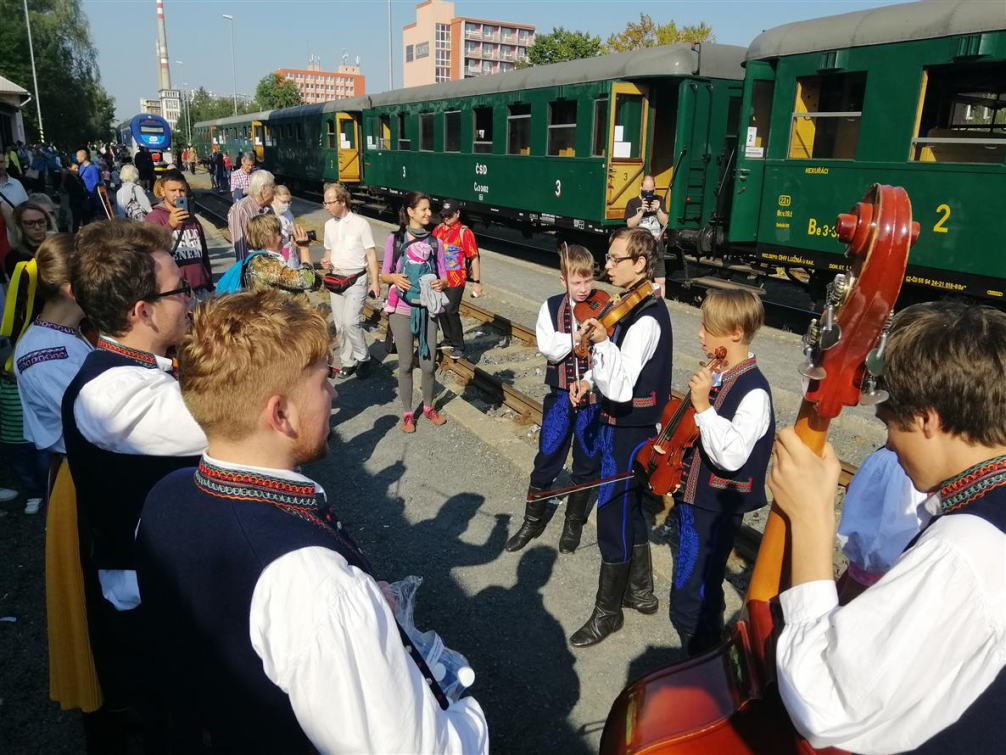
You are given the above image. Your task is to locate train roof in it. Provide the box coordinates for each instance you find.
[194,109,273,129]
[747,0,1006,61]
[370,43,746,108]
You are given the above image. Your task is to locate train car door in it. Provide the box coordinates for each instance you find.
[251,121,265,162]
[210,125,218,150]
[605,82,650,220]
[729,61,775,243]
[336,113,361,183]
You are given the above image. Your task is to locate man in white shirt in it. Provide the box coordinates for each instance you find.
[62,220,207,719]
[136,290,489,753]
[770,301,1006,754]
[320,181,379,379]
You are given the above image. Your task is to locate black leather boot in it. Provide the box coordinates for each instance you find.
[558,490,590,554]
[622,542,659,614]
[569,561,631,647]
[505,486,550,552]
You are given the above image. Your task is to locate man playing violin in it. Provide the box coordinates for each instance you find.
[771,302,1006,754]
[672,289,774,656]
[505,244,601,555]
[568,228,671,647]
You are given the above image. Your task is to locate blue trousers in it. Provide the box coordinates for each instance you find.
[595,423,653,563]
[670,503,744,639]
[530,389,599,489]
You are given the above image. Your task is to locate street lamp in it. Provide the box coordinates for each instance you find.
[176,60,193,144]
[222,14,237,115]
[23,0,44,141]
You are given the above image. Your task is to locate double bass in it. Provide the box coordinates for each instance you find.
[599,184,919,754]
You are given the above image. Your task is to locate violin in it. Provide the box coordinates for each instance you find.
[636,347,727,524]
[599,184,919,754]
[572,289,611,331]
[574,280,656,358]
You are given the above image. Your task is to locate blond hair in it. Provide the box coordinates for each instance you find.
[274,184,292,200]
[34,233,75,301]
[323,182,350,204]
[560,244,595,280]
[701,289,765,344]
[178,291,331,441]
[246,214,282,251]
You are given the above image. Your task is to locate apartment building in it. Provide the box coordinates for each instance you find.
[403,0,535,87]
[276,60,366,104]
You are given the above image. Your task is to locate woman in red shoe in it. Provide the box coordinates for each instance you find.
[380,192,450,433]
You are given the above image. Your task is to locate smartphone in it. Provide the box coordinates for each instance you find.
[176,196,190,214]
[307,229,318,242]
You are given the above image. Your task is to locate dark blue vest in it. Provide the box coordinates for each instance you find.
[680,359,774,514]
[904,459,1006,755]
[543,293,593,401]
[135,462,448,751]
[61,347,200,571]
[599,294,672,427]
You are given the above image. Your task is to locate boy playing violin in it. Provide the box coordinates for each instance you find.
[506,245,601,555]
[771,302,1006,754]
[568,228,671,648]
[670,289,775,656]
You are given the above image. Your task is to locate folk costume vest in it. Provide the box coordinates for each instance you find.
[599,292,672,427]
[904,457,1006,755]
[135,461,449,752]
[61,340,200,573]
[544,293,596,405]
[680,358,774,514]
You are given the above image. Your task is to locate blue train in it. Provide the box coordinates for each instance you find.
[117,114,173,172]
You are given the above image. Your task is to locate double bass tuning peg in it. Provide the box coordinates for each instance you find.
[798,318,827,380]
[860,316,893,405]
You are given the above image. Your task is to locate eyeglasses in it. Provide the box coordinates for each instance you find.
[323,199,344,206]
[145,279,193,301]
[605,254,635,265]
[22,219,48,229]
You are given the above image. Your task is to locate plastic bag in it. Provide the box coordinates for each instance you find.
[382,576,475,703]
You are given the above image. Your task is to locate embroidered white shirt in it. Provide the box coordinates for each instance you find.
[535,299,577,364]
[583,316,662,405]
[693,356,772,472]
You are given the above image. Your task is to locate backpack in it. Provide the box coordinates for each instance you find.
[215,251,267,294]
[124,184,147,221]
[392,234,436,307]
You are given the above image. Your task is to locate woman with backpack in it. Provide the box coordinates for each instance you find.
[115,164,151,221]
[380,191,450,433]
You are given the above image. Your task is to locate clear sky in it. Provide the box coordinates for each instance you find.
[84,0,907,123]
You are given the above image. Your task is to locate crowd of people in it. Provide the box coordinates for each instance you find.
[0,148,1002,755]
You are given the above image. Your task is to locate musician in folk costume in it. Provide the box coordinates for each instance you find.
[567,228,672,647]
[135,291,489,753]
[505,244,601,555]
[771,302,1006,754]
[671,289,775,656]
[61,220,207,742]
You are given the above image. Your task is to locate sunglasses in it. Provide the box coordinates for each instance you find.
[145,279,193,301]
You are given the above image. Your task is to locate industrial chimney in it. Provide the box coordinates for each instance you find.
[156,0,171,90]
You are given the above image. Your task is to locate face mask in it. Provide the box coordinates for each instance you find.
[273,201,290,215]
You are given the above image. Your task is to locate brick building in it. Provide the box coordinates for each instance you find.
[403,0,535,87]
[276,59,366,104]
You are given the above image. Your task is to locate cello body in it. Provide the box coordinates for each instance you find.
[600,184,918,755]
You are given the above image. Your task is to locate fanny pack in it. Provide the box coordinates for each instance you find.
[323,270,365,294]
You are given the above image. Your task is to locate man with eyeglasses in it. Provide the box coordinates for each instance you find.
[61,220,206,743]
[320,182,378,379]
[565,227,672,648]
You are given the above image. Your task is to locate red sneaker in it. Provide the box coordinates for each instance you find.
[423,407,447,426]
[401,413,416,433]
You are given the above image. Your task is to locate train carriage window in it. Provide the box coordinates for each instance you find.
[592,98,608,157]
[296,123,303,143]
[419,113,435,152]
[340,118,356,150]
[744,81,773,159]
[326,120,336,149]
[473,106,493,154]
[788,72,866,160]
[379,115,392,150]
[444,111,461,153]
[398,113,411,150]
[548,100,577,157]
[911,62,1006,164]
[613,94,643,159]
[507,104,531,156]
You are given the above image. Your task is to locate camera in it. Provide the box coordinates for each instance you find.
[176,196,190,214]
[641,190,655,202]
[307,229,318,242]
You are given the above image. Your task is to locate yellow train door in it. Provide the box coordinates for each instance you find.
[251,121,265,162]
[605,82,650,220]
[336,113,361,183]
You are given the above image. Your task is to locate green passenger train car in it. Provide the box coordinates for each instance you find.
[728,0,1006,301]
[361,44,745,247]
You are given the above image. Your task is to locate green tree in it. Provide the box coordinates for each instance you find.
[604,14,714,53]
[253,73,303,111]
[517,27,602,68]
[188,87,252,126]
[0,0,116,146]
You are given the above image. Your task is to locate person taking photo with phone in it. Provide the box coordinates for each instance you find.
[624,175,668,292]
[144,169,214,300]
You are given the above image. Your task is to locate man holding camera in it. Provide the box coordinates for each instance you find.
[145,168,214,300]
[624,175,667,291]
